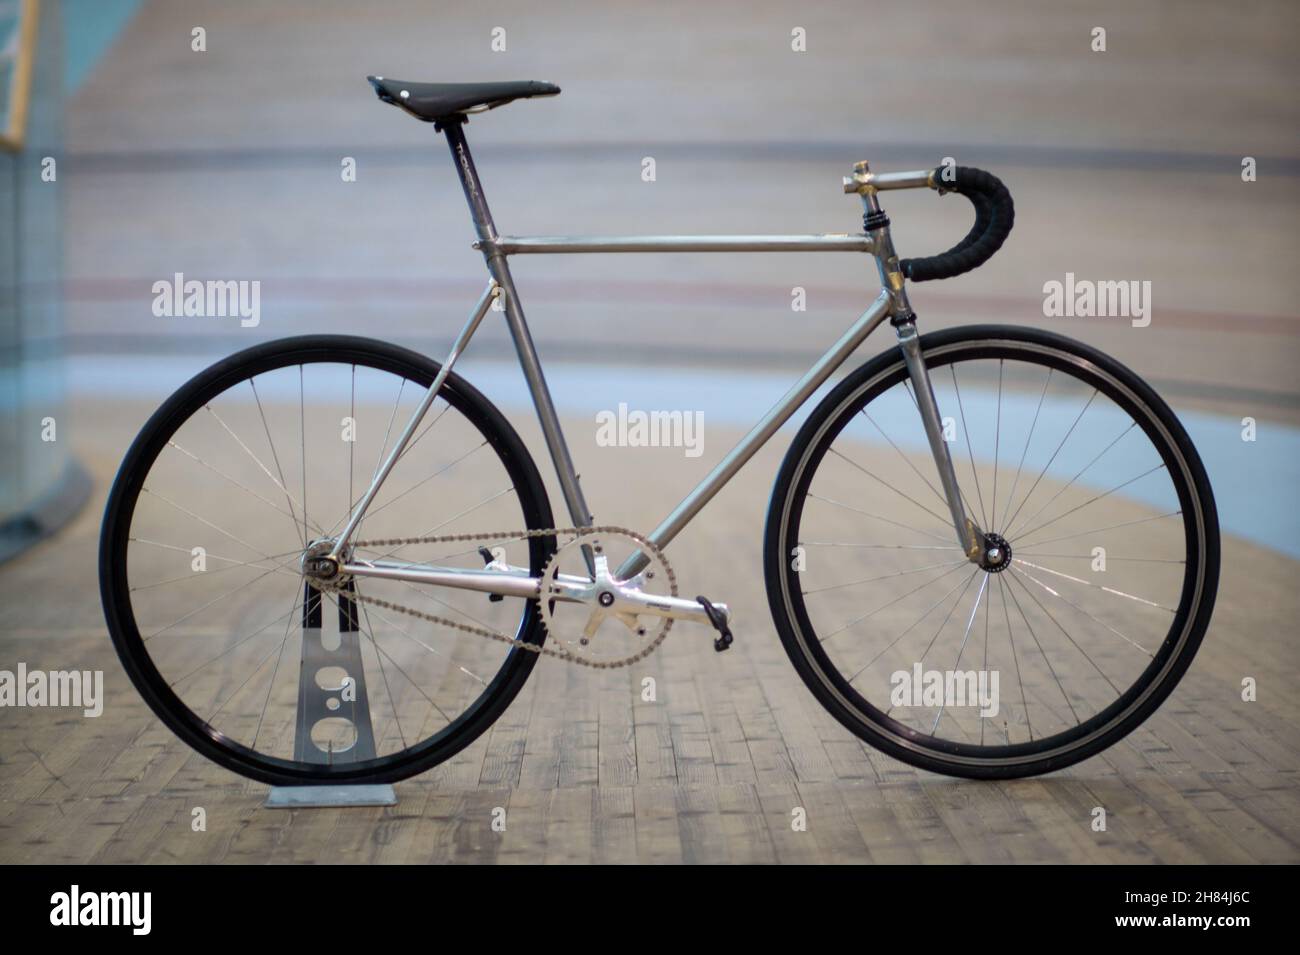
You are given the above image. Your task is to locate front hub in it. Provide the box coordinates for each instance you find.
[979,532,1012,573]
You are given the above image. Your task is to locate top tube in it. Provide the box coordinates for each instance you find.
[485,234,874,254]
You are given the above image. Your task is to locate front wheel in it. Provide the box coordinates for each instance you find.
[100,335,555,785]
[764,325,1219,779]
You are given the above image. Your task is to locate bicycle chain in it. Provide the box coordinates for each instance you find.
[312,525,676,670]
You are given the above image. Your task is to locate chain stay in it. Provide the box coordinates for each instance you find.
[316,526,675,669]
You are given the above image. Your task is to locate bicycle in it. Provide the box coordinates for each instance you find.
[99,77,1219,784]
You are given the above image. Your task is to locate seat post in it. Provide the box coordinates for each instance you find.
[437,119,597,533]
[440,119,498,245]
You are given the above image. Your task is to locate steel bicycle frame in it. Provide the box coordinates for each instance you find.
[330,123,982,596]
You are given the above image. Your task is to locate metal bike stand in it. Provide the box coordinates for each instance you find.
[265,580,396,808]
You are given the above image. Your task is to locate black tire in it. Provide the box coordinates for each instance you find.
[100,335,555,785]
[764,325,1219,779]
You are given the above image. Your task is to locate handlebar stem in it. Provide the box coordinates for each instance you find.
[857,183,916,326]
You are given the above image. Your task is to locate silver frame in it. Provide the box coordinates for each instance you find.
[329,125,980,592]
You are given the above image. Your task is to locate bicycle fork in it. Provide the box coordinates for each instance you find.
[857,164,984,562]
[895,323,984,560]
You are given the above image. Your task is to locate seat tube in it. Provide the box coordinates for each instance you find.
[441,121,595,528]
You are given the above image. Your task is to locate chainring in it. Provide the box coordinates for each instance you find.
[537,528,677,667]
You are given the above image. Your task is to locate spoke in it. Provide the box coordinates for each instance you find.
[144,560,288,642]
[354,582,409,752]
[991,359,1002,532]
[205,620,297,725]
[820,561,969,643]
[130,538,301,564]
[166,439,308,535]
[130,552,301,591]
[357,376,407,541]
[878,570,981,703]
[318,589,456,729]
[1011,565,1153,657]
[343,441,488,531]
[1001,568,1080,725]
[1005,421,1136,540]
[353,595,488,686]
[1006,568,1123,696]
[362,486,515,562]
[321,406,456,541]
[1012,553,1184,564]
[204,402,320,537]
[950,364,989,529]
[859,408,952,514]
[931,573,989,734]
[827,447,954,530]
[330,402,455,539]
[852,567,979,679]
[997,574,1033,741]
[391,578,502,635]
[999,367,1052,531]
[805,493,955,544]
[1013,463,1167,543]
[250,377,303,544]
[169,598,301,688]
[348,364,357,528]
[373,379,407,479]
[981,568,991,745]
[1017,510,1181,549]
[424,534,527,565]
[395,403,452,464]
[300,366,308,546]
[1012,557,1175,613]
[251,585,303,750]
[803,541,961,552]
[129,538,302,586]
[1002,388,1097,534]
[915,569,981,668]
[140,486,287,565]
[803,558,969,596]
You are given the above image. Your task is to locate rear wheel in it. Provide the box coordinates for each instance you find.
[100,335,555,785]
[764,325,1219,778]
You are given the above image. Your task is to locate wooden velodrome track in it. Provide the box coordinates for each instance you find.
[1,0,1297,863]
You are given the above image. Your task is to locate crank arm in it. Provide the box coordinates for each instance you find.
[543,576,728,627]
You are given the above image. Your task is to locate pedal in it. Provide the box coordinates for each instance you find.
[696,596,733,652]
[478,547,505,602]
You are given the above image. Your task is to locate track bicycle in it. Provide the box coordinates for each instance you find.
[100,78,1220,783]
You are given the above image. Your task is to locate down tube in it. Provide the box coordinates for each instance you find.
[615,290,893,579]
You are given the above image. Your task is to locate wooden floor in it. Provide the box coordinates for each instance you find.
[1,399,1297,865]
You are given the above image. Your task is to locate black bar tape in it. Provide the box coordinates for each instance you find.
[900,167,1014,282]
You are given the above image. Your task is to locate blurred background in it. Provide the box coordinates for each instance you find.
[1,0,1298,866]
[2,0,1297,561]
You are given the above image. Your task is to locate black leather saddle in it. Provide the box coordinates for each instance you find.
[367,76,560,123]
